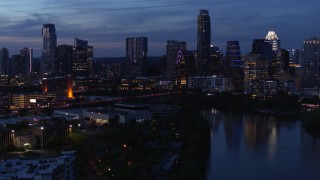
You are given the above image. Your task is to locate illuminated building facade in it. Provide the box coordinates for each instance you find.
[263,78,279,95]
[188,76,234,92]
[42,76,73,99]
[265,31,280,52]
[244,54,268,95]
[72,38,93,77]
[0,48,9,75]
[10,93,56,109]
[29,125,71,147]
[0,75,9,87]
[197,9,211,76]
[104,63,121,80]
[126,37,148,77]
[176,50,187,88]
[166,40,187,81]
[224,40,244,92]
[302,37,320,88]
[41,24,57,76]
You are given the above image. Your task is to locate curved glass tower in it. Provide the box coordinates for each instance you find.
[41,24,57,76]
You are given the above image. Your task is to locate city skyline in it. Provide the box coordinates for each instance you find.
[0,0,319,57]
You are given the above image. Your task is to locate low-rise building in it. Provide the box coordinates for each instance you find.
[188,76,234,92]
[0,151,75,180]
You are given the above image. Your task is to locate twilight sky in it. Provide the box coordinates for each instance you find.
[0,0,319,57]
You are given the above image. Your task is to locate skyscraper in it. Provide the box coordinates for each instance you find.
[126,37,148,77]
[291,49,301,64]
[20,47,33,73]
[243,53,268,95]
[197,9,211,76]
[56,44,73,76]
[12,48,32,79]
[210,46,223,76]
[224,40,243,92]
[41,24,57,76]
[166,40,187,81]
[0,48,9,75]
[302,37,320,88]
[265,31,280,52]
[72,38,93,77]
[252,39,273,63]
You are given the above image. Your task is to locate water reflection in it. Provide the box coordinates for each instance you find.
[206,109,320,180]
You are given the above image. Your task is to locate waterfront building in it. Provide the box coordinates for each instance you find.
[197,9,211,76]
[263,78,280,95]
[188,76,234,92]
[243,53,268,95]
[302,37,320,88]
[126,37,148,77]
[224,40,244,92]
[41,24,57,76]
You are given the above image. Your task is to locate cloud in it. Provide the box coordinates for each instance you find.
[0,0,319,56]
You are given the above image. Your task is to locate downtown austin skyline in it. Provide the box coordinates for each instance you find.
[0,0,319,57]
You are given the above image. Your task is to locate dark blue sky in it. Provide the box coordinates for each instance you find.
[0,0,319,57]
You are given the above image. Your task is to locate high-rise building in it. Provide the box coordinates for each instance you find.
[56,44,73,76]
[280,49,290,71]
[210,46,223,76]
[41,24,57,76]
[0,48,9,75]
[243,54,268,95]
[72,38,93,77]
[252,39,273,63]
[302,37,320,88]
[101,63,121,80]
[12,55,22,76]
[265,31,280,52]
[197,9,211,76]
[224,40,243,92]
[291,49,301,64]
[20,47,33,73]
[126,37,148,77]
[166,40,187,81]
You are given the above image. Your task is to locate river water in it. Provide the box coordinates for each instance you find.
[205,109,320,180]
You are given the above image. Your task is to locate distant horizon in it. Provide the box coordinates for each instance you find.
[0,0,319,57]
